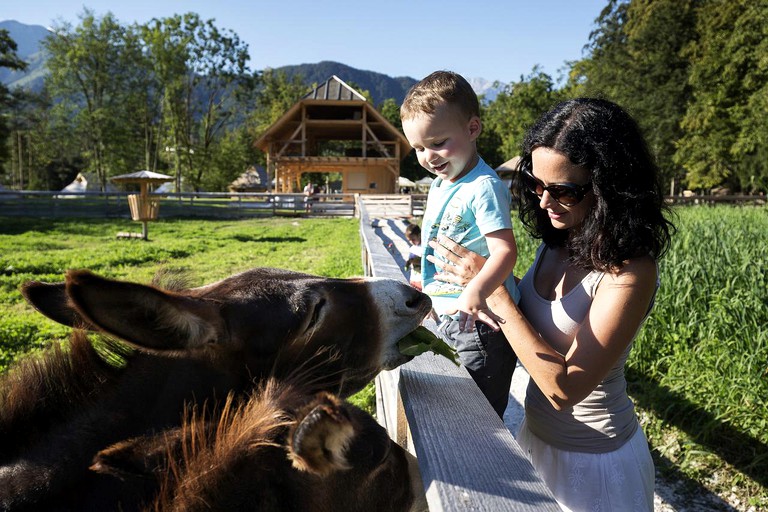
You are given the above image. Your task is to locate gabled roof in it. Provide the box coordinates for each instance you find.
[254,75,411,159]
[304,75,367,101]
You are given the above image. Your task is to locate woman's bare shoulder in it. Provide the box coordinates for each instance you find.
[602,255,657,290]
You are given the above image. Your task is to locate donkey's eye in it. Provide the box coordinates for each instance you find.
[307,298,326,330]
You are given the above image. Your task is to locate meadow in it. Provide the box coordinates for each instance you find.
[0,205,766,508]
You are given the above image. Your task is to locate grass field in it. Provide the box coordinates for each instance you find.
[0,206,766,509]
[0,216,361,368]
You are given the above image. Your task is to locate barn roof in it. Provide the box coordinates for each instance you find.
[303,75,367,101]
[253,75,410,158]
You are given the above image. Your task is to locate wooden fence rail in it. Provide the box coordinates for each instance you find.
[0,191,360,219]
[359,203,560,511]
[0,191,432,220]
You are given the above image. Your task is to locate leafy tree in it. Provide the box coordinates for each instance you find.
[676,0,768,191]
[249,69,308,137]
[377,97,421,181]
[579,0,698,192]
[44,10,142,190]
[141,14,253,192]
[483,67,563,164]
[0,29,28,172]
[202,126,256,191]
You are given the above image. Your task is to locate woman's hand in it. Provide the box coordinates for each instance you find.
[428,235,503,331]
[427,235,488,286]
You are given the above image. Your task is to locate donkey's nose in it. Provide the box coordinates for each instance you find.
[396,282,431,316]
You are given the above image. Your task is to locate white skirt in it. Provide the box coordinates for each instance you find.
[517,419,655,512]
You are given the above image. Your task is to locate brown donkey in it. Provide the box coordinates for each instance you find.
[93,376,424,512]
[0,268,430,511]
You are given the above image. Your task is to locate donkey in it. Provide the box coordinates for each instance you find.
[0,267,431,511]
[92,376,425,512]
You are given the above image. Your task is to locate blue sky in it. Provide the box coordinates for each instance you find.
[2,0,607,84]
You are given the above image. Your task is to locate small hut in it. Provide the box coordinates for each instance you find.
[58,172,116,197]
[228,165,269,193]
[495,156,520,189]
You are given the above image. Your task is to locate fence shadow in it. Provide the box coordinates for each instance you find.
[627,367,767,490]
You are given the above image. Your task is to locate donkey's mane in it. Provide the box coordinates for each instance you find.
[0,331,130,458]
[152,375,315,511]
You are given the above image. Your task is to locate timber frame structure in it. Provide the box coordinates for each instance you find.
[254,76,411,194]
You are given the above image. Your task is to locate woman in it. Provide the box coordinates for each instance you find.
[429,98,674,511]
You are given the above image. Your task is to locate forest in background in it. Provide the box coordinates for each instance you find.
[0,0,766,195]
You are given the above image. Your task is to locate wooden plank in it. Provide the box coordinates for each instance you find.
[399,345,560,511]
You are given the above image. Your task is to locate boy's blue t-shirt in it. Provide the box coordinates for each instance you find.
[421,157,520,315]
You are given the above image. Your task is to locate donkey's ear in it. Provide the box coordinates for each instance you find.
[21,280,91,328]
[64,270,223,352]
[91,429,184,479]
[288,393,355,475]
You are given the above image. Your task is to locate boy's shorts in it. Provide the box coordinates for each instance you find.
[437,315,517,418]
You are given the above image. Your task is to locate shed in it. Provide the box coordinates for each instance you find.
[254,75,411,194]
[495,156,521,189]
[228,165,269,192]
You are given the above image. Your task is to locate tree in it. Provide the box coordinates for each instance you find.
[483,67,563,164]
[0,29,28,173]
[579,0,698,192]
[676,0,768,191]
[377,97,421,180]
[249,69,307,137]
[44,10,141,190]
[141,13,253,191]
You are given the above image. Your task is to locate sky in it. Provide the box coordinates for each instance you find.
[2,0,607,85]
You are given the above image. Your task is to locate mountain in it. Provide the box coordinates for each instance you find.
[0,20,503,104]
[0,20,51,92]
[272,61,417,106]
[273,61,503,105]
[468,77,502,103]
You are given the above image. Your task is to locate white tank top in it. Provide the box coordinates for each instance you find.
[518,244,642,453]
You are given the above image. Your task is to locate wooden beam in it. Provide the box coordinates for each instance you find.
[365,125,392,158]
[277,124,303,157]
[362,107,368,158]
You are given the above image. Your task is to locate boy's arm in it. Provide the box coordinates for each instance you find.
[452,228,517,331]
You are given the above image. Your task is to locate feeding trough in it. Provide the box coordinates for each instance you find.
[111,170,174,240]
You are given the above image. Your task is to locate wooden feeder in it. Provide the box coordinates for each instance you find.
[111,170,174,240]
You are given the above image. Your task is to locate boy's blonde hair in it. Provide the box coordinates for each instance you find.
[400,70,480,122]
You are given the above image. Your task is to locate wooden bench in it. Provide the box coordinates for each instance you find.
[359,206,560,511]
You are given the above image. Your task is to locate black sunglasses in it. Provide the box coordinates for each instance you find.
[520,169,592,207]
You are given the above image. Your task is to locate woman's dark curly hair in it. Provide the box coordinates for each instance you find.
[514,98,674,271]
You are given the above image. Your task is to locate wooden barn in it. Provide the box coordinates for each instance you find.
[254,76,411,194]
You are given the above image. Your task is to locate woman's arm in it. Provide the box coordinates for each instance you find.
[429,235,657,410]
[452,229,517,332]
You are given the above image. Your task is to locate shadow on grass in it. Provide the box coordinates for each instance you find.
[0,216,126,236]
[230,235,306,243]
[627,367,767,493]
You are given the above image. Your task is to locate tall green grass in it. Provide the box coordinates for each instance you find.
[630,206,768,507]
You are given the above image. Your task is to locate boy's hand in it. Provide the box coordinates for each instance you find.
[450,290,502,332]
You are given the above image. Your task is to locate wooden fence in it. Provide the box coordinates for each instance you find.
[359,203,560,511]
[0,191,430,220]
